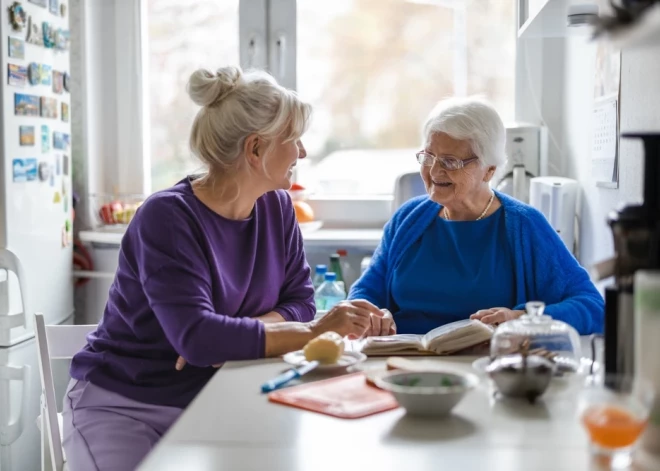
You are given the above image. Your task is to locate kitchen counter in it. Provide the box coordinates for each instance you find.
[78,227,384,248]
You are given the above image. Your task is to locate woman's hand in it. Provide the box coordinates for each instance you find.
[364,309,396,337]
[311,299,382,339]
[470,307,524,326]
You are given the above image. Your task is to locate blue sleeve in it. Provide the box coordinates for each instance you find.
[273,193,316,322]
[514,211,604,335]
[348,227,391,308]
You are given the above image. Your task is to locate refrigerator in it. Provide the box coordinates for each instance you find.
[0,1,74,470]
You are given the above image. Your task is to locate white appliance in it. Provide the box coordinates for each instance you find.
[494,124,548,203]
[0,3,74,470]
[529,177,579,254]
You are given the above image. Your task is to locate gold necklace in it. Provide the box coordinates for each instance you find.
[444,192,495,221]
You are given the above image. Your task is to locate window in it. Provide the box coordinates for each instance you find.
[146,0,240,191]
[142,0,515,197]
[295,0,516,197]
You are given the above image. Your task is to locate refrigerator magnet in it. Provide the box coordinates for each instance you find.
[41,97,58,119]
[63,182,68,212]
[20,125,35,146]
[8,37,25,59]
[26,17,44,46]
[60,3,66,17]
[63,72,70,92]
[38,161,50,181]
[14,93,39,116]
[7,64,27,87]
[52,70,63,93]
[41,125,50,152]
[28,0,47,7]
[49,167,55,187]
[24,158,37,181]
[12,158,26,182]
[49,0,59,15]
[61,102,69,121]
[40,64,52,85]
[61,226,66,247]
[53,132,67,150]
[63,154,69,175]
[27,62,39,85]
[9,3,27,32]
[55,28,69,51]
[55,154,60,175]
[53,191,61,203]
[43,22,55,48]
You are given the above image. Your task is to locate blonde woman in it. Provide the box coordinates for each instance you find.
[62,67,380,470]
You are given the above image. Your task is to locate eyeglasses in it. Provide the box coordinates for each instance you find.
[415,151,479,171]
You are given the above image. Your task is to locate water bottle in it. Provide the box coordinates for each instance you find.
[329,254,345,292]
[312,264,327,289]
[314,272,346,311]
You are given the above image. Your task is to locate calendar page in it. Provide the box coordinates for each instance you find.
[591,96,618,187]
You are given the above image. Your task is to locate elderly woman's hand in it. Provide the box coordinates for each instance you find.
[470,307,524,326]
[364,309,396,337]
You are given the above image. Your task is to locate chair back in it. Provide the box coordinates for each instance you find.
[34,312,96,471]
[392,172,426,212]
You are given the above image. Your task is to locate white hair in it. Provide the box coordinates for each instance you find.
[187,66,311,188]
[422,96,507,168]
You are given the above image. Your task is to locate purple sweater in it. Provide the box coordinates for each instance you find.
[70,178,315,408]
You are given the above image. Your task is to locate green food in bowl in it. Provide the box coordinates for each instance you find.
[376,370,479,417]
[392,375,461,388]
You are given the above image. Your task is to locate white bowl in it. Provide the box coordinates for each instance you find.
[375,370,479,417]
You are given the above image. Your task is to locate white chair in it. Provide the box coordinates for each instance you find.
[392,171,426,213]
[359,172,427,271]
[34,313,96,471]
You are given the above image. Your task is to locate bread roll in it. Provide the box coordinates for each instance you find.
[303,332,344,364]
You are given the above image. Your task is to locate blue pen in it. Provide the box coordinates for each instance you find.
[261,361,320,393]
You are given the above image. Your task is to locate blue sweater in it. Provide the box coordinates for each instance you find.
[349,191,604,335]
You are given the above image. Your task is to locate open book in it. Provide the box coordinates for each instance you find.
[359,319,494,356]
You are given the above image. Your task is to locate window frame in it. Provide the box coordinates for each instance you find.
[104,0,521,228]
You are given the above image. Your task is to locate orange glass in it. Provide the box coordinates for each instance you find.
[578,375,655,469]
[582,405,648,449]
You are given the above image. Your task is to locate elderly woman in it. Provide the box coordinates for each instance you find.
[350,97,603,337]
[63,66,380,471]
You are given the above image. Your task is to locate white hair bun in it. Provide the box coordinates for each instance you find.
[187,66,242,107]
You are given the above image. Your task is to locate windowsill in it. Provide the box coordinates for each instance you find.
[78,227,384,248]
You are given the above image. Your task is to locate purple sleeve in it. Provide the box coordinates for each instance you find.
[135,198,266,367]
[272,193,316,322]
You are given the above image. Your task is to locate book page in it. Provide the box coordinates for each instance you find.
[423,319,494,354]
[360,334,424,355]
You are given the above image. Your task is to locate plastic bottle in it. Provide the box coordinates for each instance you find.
[329,254,344,292]
[314,272,346,311]
[312,264,327,289]
[336,249,355,290]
